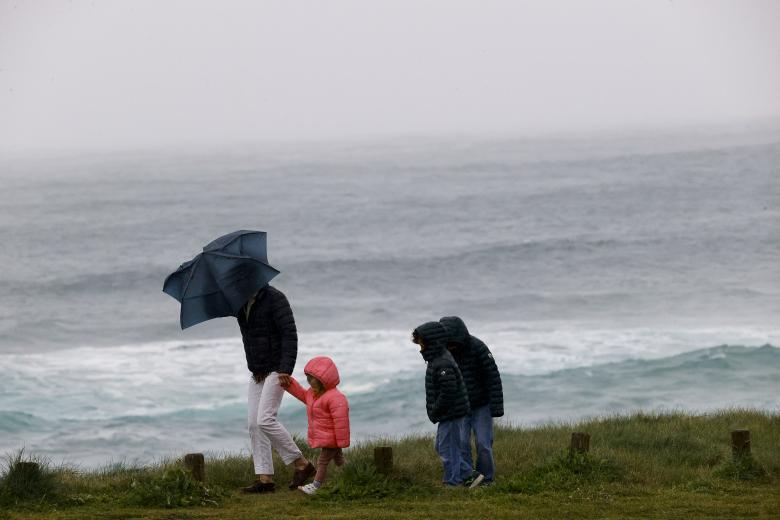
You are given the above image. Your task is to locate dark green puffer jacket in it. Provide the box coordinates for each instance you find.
[414,321,471,424]
[439,316,504,417]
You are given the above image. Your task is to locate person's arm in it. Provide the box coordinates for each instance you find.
[477,341,504,417]
[425,366,437,423]
[329,395,351,448]
[272,290,298,377]
[283,376,308,403]
[432,363,459,418]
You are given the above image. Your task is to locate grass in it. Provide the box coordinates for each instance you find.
[1,409,779,519]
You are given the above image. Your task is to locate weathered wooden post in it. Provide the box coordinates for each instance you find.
[374,446,393,475]
[570,432,590,456]
[184,453,205,482]
[731,430,751,459]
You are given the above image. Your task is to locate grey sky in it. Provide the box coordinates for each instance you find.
[1,0,779,152]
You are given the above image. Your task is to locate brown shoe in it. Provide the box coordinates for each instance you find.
[242,480,276,493]
[289,462,316,490]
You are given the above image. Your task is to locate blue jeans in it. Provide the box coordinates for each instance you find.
[435,417,473,485]
[460,404,495,482]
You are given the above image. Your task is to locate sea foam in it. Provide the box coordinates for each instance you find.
[1,325,778,467]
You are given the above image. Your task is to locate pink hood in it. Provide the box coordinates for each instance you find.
[304,356,340,390]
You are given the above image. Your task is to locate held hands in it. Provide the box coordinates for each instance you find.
[277,373,292,388]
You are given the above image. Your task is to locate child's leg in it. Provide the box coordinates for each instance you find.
[334,448,345,467]
[314,448,338,484]
[435,420,464,485]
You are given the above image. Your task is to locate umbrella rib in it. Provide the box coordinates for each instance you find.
[180,255,202,299]
[203,230,263,252]
[181,289,224,300]
[203,251,280,271]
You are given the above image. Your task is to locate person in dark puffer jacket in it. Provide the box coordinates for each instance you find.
[237,284,314,494]
[412,321,483,488]
[440,316,503,484]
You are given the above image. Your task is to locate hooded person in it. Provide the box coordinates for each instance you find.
[412,321,483,488]
[440,316,503,484]
[281,356,350,495]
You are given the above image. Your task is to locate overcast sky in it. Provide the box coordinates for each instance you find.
[1,0,779,152]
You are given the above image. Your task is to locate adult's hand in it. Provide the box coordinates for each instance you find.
[277,373,292,388]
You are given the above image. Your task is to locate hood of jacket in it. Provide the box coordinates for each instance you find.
[439,316,471,352]
[304,356,340,390]
[414,321,450,362]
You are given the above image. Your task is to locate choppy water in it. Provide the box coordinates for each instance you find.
[1,129,779,466]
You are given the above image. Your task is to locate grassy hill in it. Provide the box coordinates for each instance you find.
[2,409,778,519]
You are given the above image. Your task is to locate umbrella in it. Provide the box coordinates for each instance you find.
[163,230,280,329]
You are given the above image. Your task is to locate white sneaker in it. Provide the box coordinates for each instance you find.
[298,483,318,495]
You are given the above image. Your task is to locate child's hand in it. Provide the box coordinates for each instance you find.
[278,373,292,388]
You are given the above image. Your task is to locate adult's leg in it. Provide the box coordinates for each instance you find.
[435,419,464,485]
[256,372,304,467]
[472,404,495,482]
[247,375,274,476]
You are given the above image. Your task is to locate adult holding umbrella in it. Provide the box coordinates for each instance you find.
[164,230,315,493]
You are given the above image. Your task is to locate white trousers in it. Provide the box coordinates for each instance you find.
[247,372,302,475]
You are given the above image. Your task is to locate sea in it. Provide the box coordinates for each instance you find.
[1,125,779,468]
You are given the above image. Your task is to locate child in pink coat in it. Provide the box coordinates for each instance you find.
[280,356,350,494]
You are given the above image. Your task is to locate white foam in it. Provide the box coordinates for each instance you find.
[2,323,778,424]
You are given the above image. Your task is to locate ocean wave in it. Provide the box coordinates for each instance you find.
[10,267,172,295]
[2,343,777,428]
[1,344,778,466]
[0,411,50,433]
[1,235,701,296]
[287,236,668,270]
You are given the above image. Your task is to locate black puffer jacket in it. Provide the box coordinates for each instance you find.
[414,321,470,424]
[440,316,504,417]
[236,285,297,377]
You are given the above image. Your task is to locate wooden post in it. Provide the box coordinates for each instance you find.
[570,432,590,456]
[184,453,205,482]
[731,430,751,459]
[374,446,393,475]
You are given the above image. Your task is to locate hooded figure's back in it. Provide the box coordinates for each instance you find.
[440,316,503,418]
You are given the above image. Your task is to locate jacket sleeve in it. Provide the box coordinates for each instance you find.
[329,394,350,448]
[476,341,504,417]
[432,364,459,418]
[272,290,298,375]
[425,366,437,423]
[285,376,308,403]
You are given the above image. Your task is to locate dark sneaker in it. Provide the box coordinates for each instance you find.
[289,462,316,490]
[241,480,276,493]
[463,472,485,489]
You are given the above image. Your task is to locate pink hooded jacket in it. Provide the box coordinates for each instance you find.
[286,356,350,449]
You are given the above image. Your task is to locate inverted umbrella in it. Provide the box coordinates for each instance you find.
[163,230,280,329]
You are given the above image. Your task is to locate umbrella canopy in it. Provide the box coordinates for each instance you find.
[163,230,280,329]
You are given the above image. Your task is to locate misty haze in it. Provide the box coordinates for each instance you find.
[1,1,779,517]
